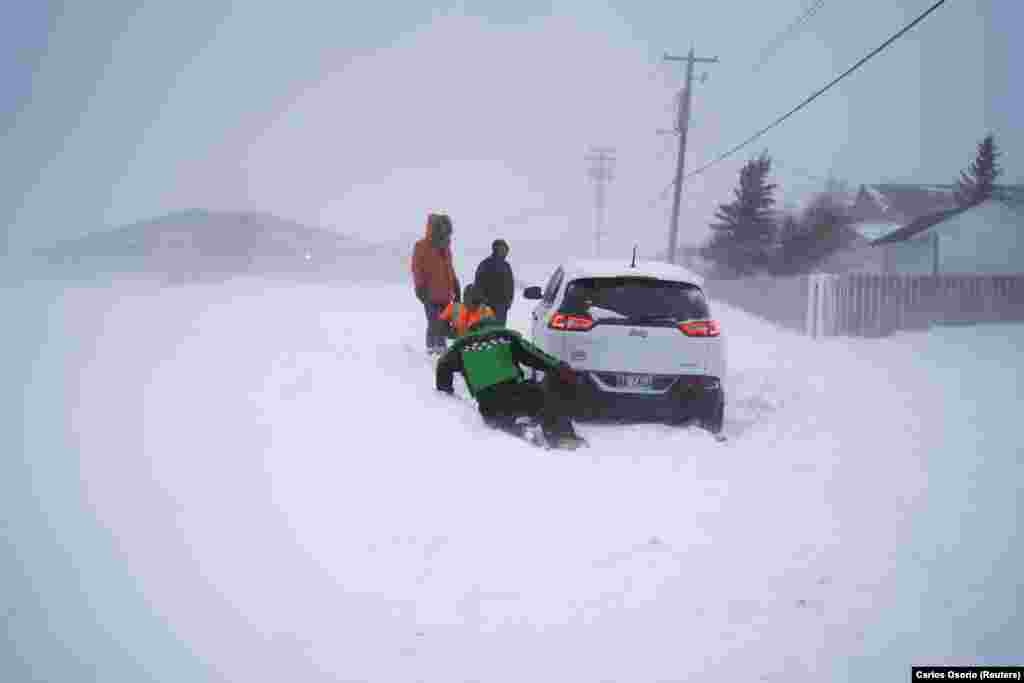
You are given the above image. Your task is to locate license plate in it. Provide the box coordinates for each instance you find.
[620,373,654,389]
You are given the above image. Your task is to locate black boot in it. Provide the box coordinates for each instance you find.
[544,427,586,449]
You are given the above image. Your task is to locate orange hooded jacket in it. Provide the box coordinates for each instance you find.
[411,217,458,305]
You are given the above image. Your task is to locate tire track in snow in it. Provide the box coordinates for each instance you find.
[53,279,937,681]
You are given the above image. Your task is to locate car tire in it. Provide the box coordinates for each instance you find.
[700,390,725,435]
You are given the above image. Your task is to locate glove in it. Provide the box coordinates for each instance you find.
[415,286,428,303]
[556,362,577,385]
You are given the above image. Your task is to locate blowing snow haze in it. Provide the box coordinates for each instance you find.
[2,1,1022,257]
[26,209,407,285]
[2,1,1022,681]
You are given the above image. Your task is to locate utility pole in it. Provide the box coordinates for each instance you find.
[585,147,616,258]
[663,48,718,264]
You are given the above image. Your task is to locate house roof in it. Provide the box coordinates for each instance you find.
[852,221,903,241]
[996,184,1024,206]
[850,183,958,223]
[851,183,1024,223]
[870,207,968,245]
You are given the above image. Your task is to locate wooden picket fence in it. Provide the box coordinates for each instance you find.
[805,273,1024,337]
[704,274,1024,338]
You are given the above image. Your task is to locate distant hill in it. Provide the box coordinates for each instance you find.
[16,209,632,289]
[30,209,406,285]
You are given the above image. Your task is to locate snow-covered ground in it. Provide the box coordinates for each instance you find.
[2,275,1021,682]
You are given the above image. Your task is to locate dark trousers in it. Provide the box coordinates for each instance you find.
[490,304,509,326]
[422,301,447,351]
[476,373,577,440]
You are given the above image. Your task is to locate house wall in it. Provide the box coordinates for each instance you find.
[933,201,1024,275]
[881,201,1024,276]
[883,234,935,275]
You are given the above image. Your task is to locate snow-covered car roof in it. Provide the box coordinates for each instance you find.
[560,258,705,288]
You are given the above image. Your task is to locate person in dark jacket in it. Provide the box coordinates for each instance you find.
[436,318,584,447]
[412,213,461,354]
[473,239,514,326]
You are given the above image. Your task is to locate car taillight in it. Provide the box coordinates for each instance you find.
[549,313,594,331]
[678,319,720,337]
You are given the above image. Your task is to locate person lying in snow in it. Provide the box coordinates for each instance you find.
[439,284,496,339]
[435,317,584,447]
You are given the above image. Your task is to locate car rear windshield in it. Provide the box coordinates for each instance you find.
[560,277,710,321]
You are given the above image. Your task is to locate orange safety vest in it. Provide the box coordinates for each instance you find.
[442,302,495,337]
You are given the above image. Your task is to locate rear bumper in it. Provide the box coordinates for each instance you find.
[570,371,722,423]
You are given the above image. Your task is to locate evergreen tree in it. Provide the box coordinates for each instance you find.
[772,212,803,275]
[774,191,858,275]
[703,152,778,276]
[955,133,1002,207]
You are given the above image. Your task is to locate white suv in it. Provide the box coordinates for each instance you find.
[523,258,726,433]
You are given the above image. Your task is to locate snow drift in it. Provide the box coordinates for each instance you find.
[2,276,1020,682]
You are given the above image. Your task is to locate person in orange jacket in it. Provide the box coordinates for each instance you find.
[440,284,495,338]
[411,213,460,354]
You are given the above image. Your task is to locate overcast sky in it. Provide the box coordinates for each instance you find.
[3,0,1021,257]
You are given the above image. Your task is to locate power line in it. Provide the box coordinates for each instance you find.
[752,0,826,73]
[773,158,834,184]
[684,0,949,182]
[647,159,830,212]
[649,0,949,205]
[647,3,821,208]
[686,1,828,116]
[649,0,826,211]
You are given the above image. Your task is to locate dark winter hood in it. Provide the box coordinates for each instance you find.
[426,214,452,248]
[491,239,509,259]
